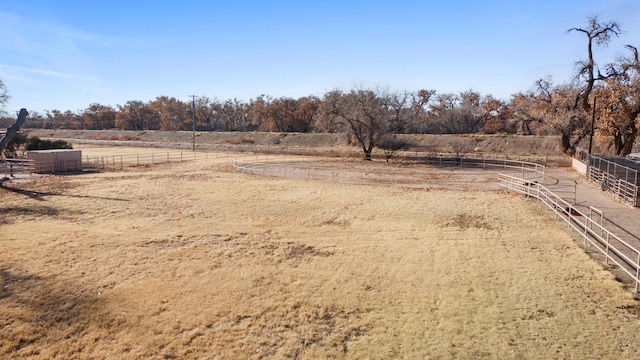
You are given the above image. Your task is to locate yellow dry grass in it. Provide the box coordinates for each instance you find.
[1,148,640,359]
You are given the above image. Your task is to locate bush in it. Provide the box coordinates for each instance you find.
[25,136,73,151]
[2,133,28,158]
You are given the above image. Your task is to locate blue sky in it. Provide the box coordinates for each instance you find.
[1,0,640,115]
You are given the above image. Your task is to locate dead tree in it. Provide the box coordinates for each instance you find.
[0,109,28,158]
[567,17,621,113]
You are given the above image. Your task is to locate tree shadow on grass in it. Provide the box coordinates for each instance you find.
[0,205,61,226]
[0,178,129,202]
[0,267,121,357]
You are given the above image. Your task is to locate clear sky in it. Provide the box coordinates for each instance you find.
[1,0,640,115]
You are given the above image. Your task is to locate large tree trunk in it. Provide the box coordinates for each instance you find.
[614,123,638,156]
[362,141,374,161]
[0,109,28,158]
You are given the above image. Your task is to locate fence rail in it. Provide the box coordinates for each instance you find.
[2,159,35,177]
[410,155,546,179]
[83,151,211,171]
[232,154,544,189]
[499,172,640,292]
[578,149,639,207]
[2,151,217,176]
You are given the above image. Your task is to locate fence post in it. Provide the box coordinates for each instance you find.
[636,252,640,292]
[605,233,610,265]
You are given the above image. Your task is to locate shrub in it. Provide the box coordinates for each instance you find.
[2,133,28,158]
[25,136,73,151]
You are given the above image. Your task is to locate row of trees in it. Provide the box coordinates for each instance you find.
[2,17,640,158]
[1,91,507,134]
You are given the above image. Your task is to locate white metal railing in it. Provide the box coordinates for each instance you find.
[232,154,544,189]
[2,159,35,177]
[2,151,218,176]
[588,166,638,206]
[83,151,208,171]
[414,155,546,179]
[499,172,640,291]
[578,149,639,207]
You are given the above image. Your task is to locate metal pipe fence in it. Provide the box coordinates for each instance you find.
[83,151,210,171]
[232,154,544,191]
[232,154,545,184]
[499,172,640,292]
[2,159,35,177]
[578,149,639,207]
[2,151,221,176]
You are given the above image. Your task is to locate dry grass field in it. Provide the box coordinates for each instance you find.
[2,146,640,359]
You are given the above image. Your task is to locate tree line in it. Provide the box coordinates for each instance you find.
[1,17,640,158]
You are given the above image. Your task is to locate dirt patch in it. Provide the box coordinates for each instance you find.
[440,213,494,230]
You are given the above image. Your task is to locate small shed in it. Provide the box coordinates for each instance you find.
[27,149,82,173]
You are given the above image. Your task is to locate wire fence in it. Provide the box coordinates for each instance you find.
[499,172,640,292]
[2,151,222,177]
[83,151,213,171]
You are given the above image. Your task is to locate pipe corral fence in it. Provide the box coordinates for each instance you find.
[577,149,640,207]
[233,153,638,292]
[232,154,545,189]
[82,151,215,171]
[3,149,638,292]
[2,151,218,177]
[499,173,640,292]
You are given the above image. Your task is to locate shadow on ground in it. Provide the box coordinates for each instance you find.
[0,267,119,357]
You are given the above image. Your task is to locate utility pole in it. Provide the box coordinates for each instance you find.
[189,95,197,151]
[588,96,597,155]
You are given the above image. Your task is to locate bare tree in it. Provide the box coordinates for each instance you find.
[403,89,436,133]
[82,103,116,130]
[379,135,407,163]
[148,96,190,131]
[593,45,640,155]
[384,90,413,133]
[448,139,473,159]
[568,17,621,114]
[318,88,388,160]
[116,100,157,130]
[0,79,8,113]
[479,95,509,134]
